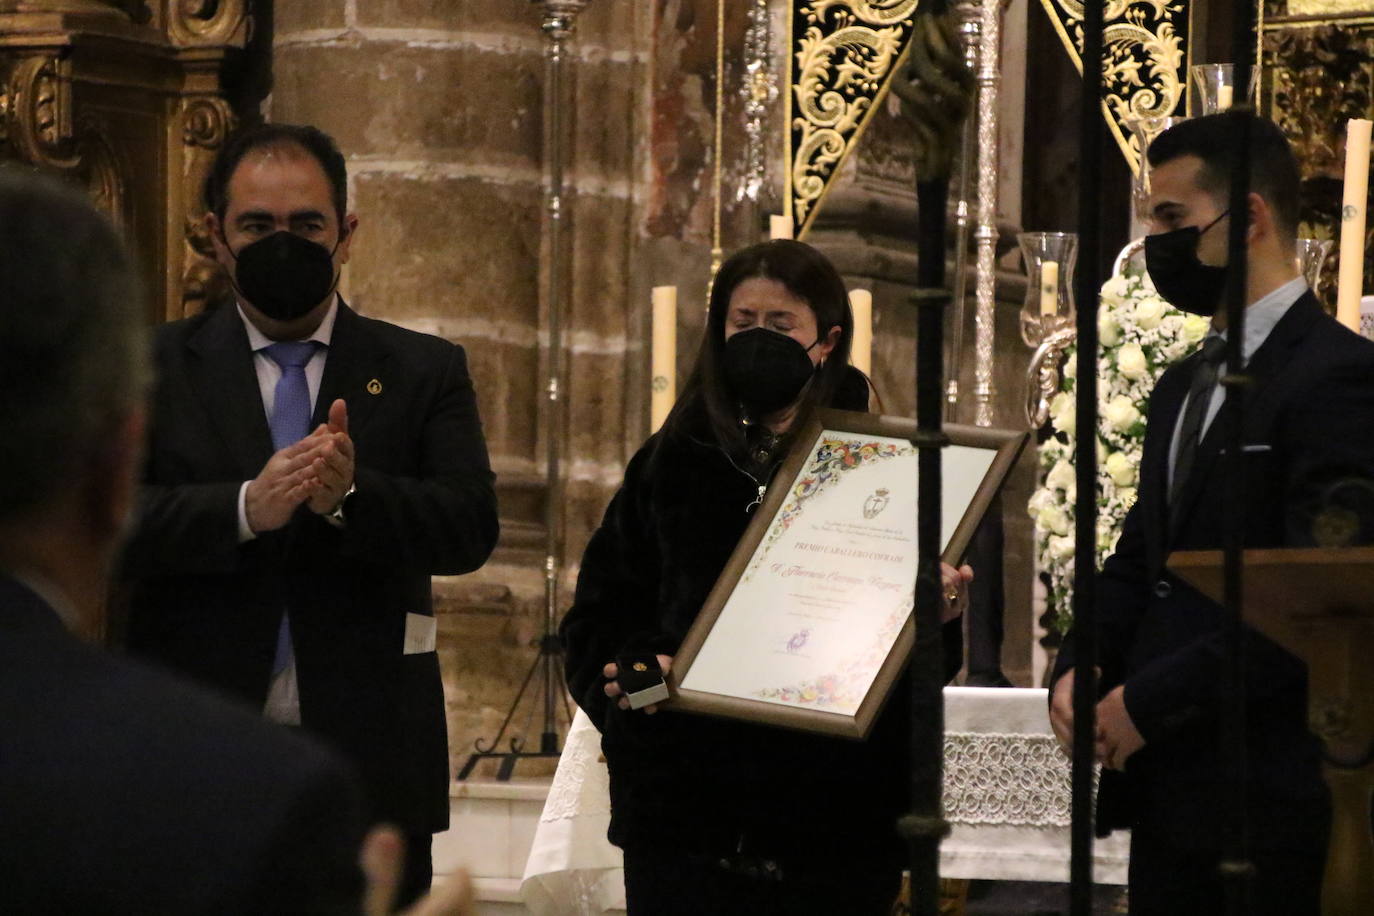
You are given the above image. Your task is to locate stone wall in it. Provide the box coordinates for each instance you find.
[270,0,653,778]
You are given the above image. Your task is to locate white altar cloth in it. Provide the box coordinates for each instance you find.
[940,687,1129,883]
[519,687,1129,914]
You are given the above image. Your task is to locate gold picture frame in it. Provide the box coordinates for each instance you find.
[666,409,1028,739]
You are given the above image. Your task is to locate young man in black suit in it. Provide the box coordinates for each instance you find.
[121,124,500,906]
[1050,114,1374,913]
[0,171,476,915]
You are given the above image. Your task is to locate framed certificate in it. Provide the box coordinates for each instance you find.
[667,409,1028,739]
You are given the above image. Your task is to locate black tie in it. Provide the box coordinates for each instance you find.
[1171,335,1227,504]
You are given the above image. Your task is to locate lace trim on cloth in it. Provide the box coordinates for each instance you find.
[540,724,612,822]
[541,725,1092,828]
[943,731,1087,828]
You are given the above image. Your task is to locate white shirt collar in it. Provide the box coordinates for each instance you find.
[236,295,339,352]
[1215,276,1307,361]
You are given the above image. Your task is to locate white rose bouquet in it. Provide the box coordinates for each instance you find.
[1030,264,1199,632]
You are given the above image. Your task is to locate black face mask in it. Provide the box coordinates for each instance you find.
[1144,210,1229,316]
[722,327,820,416]
[228,230,340,322]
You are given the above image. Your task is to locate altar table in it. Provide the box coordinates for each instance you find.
[519,687,1129,914]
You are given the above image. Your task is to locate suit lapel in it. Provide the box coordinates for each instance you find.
[1144,360,1191,559]
[1167,293,1324,543]
[185,304,275,479]
[314,300,388,438]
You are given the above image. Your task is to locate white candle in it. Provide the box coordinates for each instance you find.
[1039,260,1060,317]
[650,286,677,432]
[769,214,793,241]
[849,289,873,376]
[1217,84,1233,112]
[1337,119,1372,332]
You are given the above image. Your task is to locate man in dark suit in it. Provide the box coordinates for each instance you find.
[121,124,499,906]
[0,169,479,915]
[1049,113,1374,913]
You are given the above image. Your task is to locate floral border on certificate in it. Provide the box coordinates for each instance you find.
[754,600,911,711]
[743,435,910,583]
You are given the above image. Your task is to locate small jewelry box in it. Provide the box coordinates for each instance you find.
[616,653,670,709]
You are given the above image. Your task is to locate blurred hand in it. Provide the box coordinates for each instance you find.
[603,655,673,715]
[361,826,474,916]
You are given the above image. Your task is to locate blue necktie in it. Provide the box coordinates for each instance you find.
[262,340,321,678]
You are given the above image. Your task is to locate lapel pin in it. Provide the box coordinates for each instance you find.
[367,379,382,395]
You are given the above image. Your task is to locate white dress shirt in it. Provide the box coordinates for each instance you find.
[233,297,339,724]
[1167,277,1307,492]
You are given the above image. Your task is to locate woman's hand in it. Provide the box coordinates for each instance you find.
[603,655,674,714]
[940,563,974,623]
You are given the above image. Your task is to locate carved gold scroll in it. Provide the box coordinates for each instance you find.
[787,0,921,238]
[0,0,248,321]
[1262,1,1374,306]
[1037,0,1189,175]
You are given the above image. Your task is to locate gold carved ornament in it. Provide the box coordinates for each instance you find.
[1037,0,1189,175]
[169,0,249,47]
[787,0,921,239]
[0,55,126,226]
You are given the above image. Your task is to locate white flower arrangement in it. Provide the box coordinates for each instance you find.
[1030,265,1209,632]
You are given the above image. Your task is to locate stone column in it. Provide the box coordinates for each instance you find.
[270,0,650,777]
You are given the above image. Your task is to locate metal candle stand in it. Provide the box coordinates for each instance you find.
[458,0,589,783]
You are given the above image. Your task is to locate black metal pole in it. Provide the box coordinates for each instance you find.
[1220,9,1257,913]
[1070,0,1105,912]
[906,170,952,916]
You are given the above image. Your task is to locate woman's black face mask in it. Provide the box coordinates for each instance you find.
[722,327,820,416]
[1143,209,1229,317]
[226,230,341,322]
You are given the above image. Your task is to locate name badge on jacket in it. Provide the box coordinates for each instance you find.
[404,613,437,655]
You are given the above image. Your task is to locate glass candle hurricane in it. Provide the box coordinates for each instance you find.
[1190,63,1256,116]
[1018,232,1078,347]
[1295,237,1334,299]
[1127,116,1188,225]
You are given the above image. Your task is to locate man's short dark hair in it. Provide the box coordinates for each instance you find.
[1147,112,1301,244]
[0,170,149,522]
[205,123,348,225]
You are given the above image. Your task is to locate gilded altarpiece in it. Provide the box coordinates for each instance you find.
[1262,0,1374,307]
[0,1,249,323]
[786,0,919,238]
[1038,0,1190,174]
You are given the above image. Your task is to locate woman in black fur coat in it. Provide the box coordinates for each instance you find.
[560,240,971,915]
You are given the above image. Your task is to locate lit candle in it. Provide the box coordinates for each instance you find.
[1040,260,1060,317]
[1216,84,1233,112]
[650,286,677,432]
[849,289,873,376]
[769,214,793,241]
[1337,118,1372,332]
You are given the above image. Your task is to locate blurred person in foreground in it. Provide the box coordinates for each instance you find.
[561,239,973,915]
[0,170,472,916]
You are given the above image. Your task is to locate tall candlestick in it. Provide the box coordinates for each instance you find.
[849,288,873,376]
[1039,260,1060,317]
[1337,118,1372,332]
[650,286,677,432]
[769,214,793,240]
[1216,84,1233,112]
